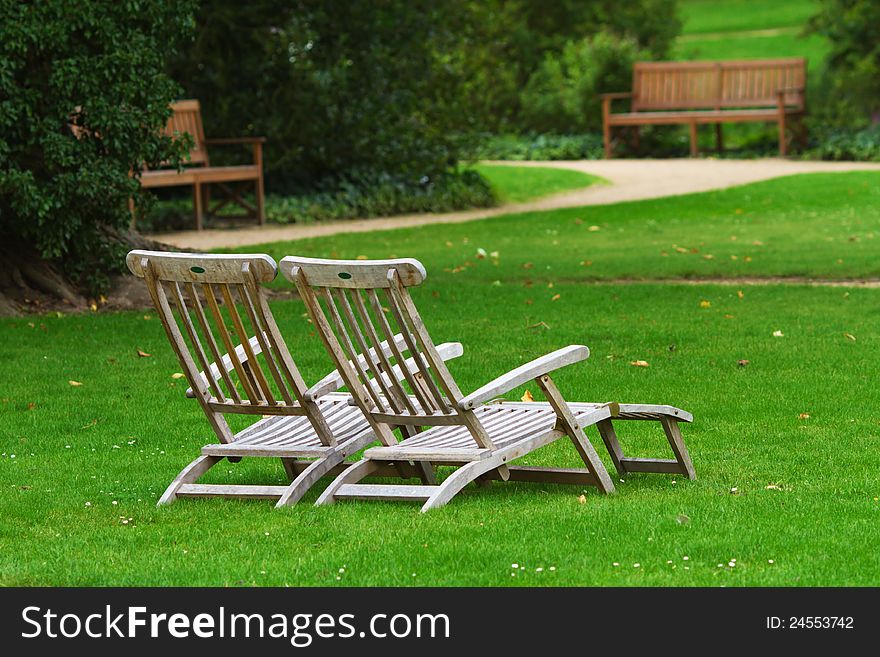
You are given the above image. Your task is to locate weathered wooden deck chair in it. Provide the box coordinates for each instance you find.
[279,256,694,512]
[126,250,462,507]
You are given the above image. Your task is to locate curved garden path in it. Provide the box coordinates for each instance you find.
[153,158,880,250]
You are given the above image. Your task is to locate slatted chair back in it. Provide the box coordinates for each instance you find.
[632,58,806,111]
[279,257,497,450]
[165,99,210,166]
[127,250,334,445]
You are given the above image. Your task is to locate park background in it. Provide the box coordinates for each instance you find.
[1,0,879,585]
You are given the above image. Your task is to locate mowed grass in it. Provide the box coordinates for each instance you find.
[2,172,880,586]
[471,164,603,203]
[250,173,880,283]
[679,0,819,36]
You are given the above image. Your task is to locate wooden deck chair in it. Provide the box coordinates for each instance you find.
[278,256,695,512]
[126,250,463,507]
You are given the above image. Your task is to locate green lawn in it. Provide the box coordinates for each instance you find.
[471,164,602,203]
[680,0,819,36]
[2,172,880,586]
[251,173,880,283]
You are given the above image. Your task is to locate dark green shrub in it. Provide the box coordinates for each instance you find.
[808,125,880,161]
[0,0,194,293]
[519,32,647,134]
[466,133,606,161]
[808,0,880,126]
[142,170,496,230]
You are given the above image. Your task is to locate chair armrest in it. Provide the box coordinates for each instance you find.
[204,137,267,145]
[600,92,633,100]
[304,336,464,401]
[185,335,264,398]
[458,345,590,411]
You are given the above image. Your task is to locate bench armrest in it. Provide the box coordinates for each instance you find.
[458,345,590,411]
[600,92,633,100]
[304,336,464,401]
[185,335,264,398]
[204,137,267,145]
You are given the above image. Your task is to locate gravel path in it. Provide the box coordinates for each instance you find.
[151,158,880,250]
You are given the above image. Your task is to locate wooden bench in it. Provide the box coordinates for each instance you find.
[139,100,265,230]
[601,58,807,158]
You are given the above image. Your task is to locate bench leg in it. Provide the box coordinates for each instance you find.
[778,114,787,156]
[193,181,204,231]
[688,122,698,157]
[603,121,613,158]
[715,124,723,153]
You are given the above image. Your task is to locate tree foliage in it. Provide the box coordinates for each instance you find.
[170,0,467,194]
[0,0,194,291]
[808,0,880,125]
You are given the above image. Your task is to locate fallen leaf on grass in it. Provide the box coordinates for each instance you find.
[521,390,534,402]
[699,300,711,308]
[675,514,690,525]
[798,412,810,420]
[630,360,650,368]
[577,494,587,504]
[737,290,744,299]
[765,483,783,491]
[772,330,784,337]
[580,260,593,267]
[737,359,750,367]
[526,321,550,330]
[550,293,561,302]
[136,349,151,358]
[356,255,368,260]
[844,333,856,341]
[588,225,601,232]
[68,380,83,387]
[703,254,714,260]
[475,248,487,259]
[170,373,185,380]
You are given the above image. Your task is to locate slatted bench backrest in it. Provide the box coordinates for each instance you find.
[127,251,333,445]
[164,99,210,166]
[279,256,497,450]
[632,58,806,111]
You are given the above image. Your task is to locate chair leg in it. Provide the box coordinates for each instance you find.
[276,451,348,507]
[715,124,724,153]
[157,455,222,506]
[536,375,615,494]
[689,122,698,157]
[596,419,626,477]
[421,456,510,512]
[661,417,696,480]
[315,459,383,506]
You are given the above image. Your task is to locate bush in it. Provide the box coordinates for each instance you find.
[466,133,605,161]
[519,32,647,134]
[0,0,194,293]
[807,125,880,161]
[808,0,880,126]
[170,1,467,195]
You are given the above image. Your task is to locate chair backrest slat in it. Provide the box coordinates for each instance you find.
[320,287,388,413]
[166,99,209,166]
[184,282,242,403]
[382,276,449,413]
[349,289,414,414]
[202,283,261,403]
[333,288,405,413]
[219,283,275,404]
[365,288,432,414]
[280,256,496,449]
[128,251,344,447]
[236,281,294,405]
[164,281,226,401]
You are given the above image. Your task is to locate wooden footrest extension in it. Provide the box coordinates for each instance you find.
[177,484,289,499]
[619,457,684,474]
[334,484,441,502]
